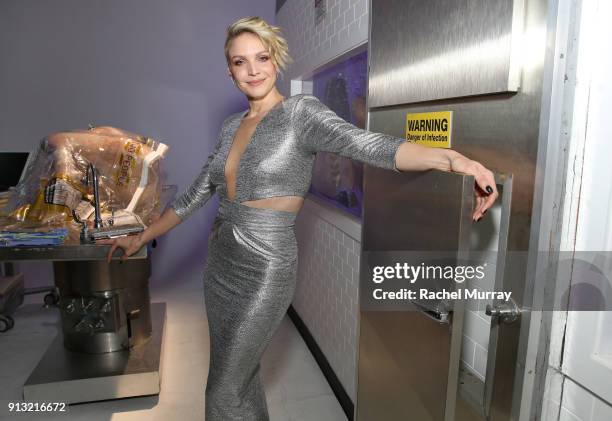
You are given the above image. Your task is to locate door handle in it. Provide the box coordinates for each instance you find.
[411,299,451,324]
[485,297,521,324]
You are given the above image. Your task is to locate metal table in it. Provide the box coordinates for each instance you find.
[0,241,166,405]
[0,241,147,262]
[24,302,166,404]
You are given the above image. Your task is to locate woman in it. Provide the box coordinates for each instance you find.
[96,16,498,420]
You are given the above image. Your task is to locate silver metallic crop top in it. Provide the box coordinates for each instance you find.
[170,94,406,220]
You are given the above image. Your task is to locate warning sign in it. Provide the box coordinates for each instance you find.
[405,111,453,148]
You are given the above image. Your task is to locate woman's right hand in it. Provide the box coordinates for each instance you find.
[95,233,145,263]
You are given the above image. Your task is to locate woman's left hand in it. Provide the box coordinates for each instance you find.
[449,154,499,221]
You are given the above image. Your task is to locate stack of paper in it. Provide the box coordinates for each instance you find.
[0,228,68,247]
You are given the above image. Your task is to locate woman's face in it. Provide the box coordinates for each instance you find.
[227,32,278,100]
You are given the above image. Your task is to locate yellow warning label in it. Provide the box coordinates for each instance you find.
[405,111,453,148]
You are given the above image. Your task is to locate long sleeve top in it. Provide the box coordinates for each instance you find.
[170,93,405,221]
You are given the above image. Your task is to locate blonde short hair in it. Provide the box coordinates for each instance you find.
[225,17,293,72]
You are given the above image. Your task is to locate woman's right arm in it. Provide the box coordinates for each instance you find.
[95,207,183,263]
[96,120,230,262]
[96,150,218,263]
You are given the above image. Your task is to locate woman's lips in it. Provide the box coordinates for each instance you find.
[247,79,265,86]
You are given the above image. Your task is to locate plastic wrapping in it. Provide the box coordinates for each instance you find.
[0,126,169,243]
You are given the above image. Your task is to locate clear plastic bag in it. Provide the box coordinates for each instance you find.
[0,126,169,243]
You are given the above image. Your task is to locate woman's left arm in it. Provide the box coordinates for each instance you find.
[294,94,498,221]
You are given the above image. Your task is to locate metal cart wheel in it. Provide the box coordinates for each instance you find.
[43,290,60,307]
[6,315,14,330]
[0,315,11,333]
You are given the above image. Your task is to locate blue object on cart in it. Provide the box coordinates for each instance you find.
[0,228,68,247]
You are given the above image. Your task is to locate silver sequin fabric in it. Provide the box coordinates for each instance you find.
[169,94,406,420]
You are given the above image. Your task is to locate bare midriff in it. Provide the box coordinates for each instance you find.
[225,106,304,214]
[242,196,304,214]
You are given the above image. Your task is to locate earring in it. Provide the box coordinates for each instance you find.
[231,78,236,85]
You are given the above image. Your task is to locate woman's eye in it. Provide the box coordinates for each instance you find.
[259,56,269,61]
[233,60,242,65]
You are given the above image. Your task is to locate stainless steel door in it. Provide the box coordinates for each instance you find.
[357,169,474,421]
[368,0,523,107]
[360,0,549,418]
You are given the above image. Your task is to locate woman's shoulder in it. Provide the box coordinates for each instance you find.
[286,94,324,115]
[218,95,322,125]
[287,93,318,103]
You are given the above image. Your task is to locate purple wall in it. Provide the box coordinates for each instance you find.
[0,1,276,292]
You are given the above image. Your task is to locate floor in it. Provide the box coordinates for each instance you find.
[0,266,347,421]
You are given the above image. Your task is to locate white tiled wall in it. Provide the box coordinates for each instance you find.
[276,0,369,95]
[277,0,370,403]
[460,201,502,381]
[293,198,361,400]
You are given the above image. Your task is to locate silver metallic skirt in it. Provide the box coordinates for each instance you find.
[203,198,298,420]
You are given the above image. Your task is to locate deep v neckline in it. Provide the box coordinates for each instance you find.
[223,98,285,202]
